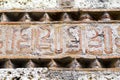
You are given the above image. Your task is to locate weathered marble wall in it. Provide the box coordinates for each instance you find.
[0,68,120,80]
[0,0,120,10]
[0,0,119,80]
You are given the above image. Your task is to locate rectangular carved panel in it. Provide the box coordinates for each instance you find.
[0,24,54,56]
[0,24,119,56]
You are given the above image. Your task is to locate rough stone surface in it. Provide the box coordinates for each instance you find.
[0,0,120,80]
[0,68,120,80]
[0,0,120,10]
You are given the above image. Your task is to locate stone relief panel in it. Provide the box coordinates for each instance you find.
[86,26,113,54]
[86,26,103,55]
[61,24,119,55]
[0,25,54,55]
[0,24,119,56]
[33,25,54,55]
[62,25,82,54]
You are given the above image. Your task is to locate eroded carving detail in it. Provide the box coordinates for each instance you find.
[0,24,118,55]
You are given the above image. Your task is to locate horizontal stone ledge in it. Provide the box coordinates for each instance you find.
[0,68,120,80]
[0,67,120,72]
[0,55,119,59]
[0,8,120,12]
[49,67,120,72]
[0,21,120,25]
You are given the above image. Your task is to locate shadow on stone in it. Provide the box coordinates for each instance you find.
[48,12,64,21]
[97,57,118,68]
[31,58,51,67]
[11,59,29,68]
[0,59,8,68]
[5,12,25,21]
[29,12,45,21]
[53,56,74,68]
[76,58,96,68]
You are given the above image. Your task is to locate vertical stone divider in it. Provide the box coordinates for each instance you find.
[25,59,36,68]
[61,12,71,21]
[45,13,51,22]
[4,59,14,68]
[96,57,102,68]
[40,12,51,22]
[100,12,111,21]
[114,58,120,68]
[20,12,31,22]
[50,59,58,68]
[70,58,81,68]
[1,13,8,22]
[54,24,63,54]
[79,13,92,21]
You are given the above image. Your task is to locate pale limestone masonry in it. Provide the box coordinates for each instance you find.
[0,0,120,80]
[0,0,120,10]
[0,68,120,80]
